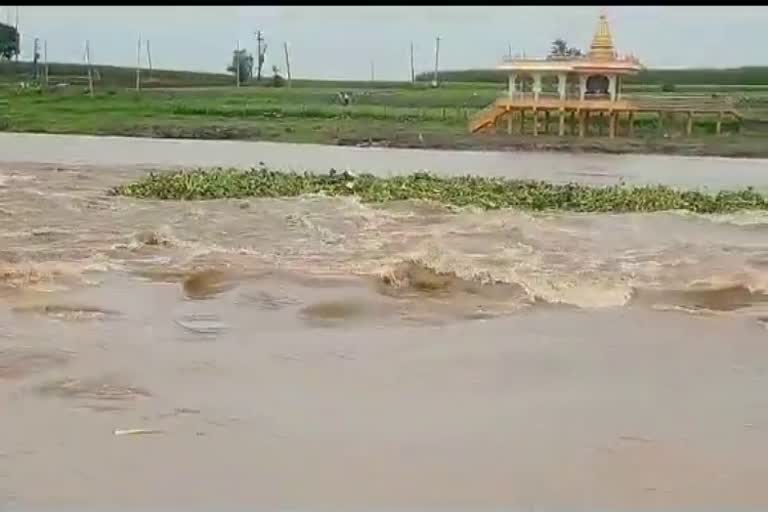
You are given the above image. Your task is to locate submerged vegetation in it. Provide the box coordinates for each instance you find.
[110,167,768,214]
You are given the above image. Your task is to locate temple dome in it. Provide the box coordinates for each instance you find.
[588,15,616,61]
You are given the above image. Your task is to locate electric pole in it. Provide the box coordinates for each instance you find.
[14,6,19,62]
[254,30,265,81]
[283,41,291,87]
[146,39,153,79]
[410,41,415,84]
[32,37,39,81]
[235,40,240,87]
[84,40,94,98]
[432,36,440,88]
[136,35,142,92]
[43,39,48,88]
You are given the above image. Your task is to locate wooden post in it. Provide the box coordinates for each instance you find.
[628,111,635,137]
[532,109,538,136]
[716,111,723,135]
[686,111,693,136]
[543,110,550,134]
[578,111,585,138]
[559,109,565,136]
[609,111,616,138]
[519,109,525,134]
[284,42,292,87]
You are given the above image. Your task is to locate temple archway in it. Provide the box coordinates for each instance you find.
[541,75,559,95]
[517,74,534,93]
[586,75,609,95]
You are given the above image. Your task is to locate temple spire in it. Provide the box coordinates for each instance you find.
[588,14,616,61]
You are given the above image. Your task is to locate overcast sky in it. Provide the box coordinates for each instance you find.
[6,6,768,80]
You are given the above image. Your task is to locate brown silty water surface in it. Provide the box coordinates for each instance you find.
[2,136,768,508]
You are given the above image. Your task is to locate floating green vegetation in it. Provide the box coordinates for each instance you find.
[109,167,768,214]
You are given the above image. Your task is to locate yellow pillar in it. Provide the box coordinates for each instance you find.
[558,109,565,136]
[578,111,586,138]
[507,112,513,135]
[532,109,539,137]
[578,75,587,101]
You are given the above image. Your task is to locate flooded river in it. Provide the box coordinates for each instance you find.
[2,134,768,508]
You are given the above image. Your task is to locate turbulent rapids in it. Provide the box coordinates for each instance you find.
[2,164,768,321]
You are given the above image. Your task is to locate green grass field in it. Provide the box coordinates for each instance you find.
[1,60,767,158]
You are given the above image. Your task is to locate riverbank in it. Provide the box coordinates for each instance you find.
[3,133,768,192]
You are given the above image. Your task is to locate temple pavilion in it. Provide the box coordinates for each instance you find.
[470,14,740,137]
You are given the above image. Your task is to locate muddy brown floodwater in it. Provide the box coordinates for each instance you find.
[1,134,768,508]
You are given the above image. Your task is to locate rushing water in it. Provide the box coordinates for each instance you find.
[2,134,768,508]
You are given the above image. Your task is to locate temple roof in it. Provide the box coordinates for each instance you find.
[497,13,643,74]
[588,15,616,61]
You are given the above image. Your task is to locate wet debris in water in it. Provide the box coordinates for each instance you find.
[113,428,164,437]
[174,313,228,336]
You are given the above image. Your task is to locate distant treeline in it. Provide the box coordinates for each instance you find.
[0,61,233,88]
[0,61,427,90]
[3,60,768,89]
[416,67,768,86]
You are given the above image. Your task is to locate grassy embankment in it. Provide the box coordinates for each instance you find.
[2,62,768,157]
[110,167,768,214]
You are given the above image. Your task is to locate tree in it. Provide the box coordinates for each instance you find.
[0,22,19,61]
[550,38,568,57]
[227,49,254,82]
[548,38,583,59]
